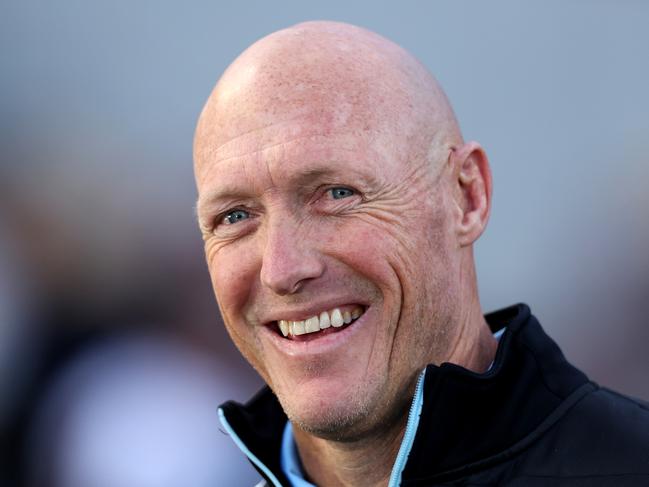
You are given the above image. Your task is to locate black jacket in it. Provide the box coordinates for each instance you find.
[219,304,649,486]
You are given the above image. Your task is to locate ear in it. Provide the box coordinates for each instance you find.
[449,141,492,246]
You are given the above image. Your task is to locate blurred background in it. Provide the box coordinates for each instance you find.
[1,1,647,485]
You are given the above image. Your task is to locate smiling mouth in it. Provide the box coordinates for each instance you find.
[273,305,366,341]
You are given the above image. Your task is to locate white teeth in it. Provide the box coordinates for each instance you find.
[279,320,289,337]
[277,306,364,337]
[305,316,319,333]
[293,320,306,335]
[319,311,331,329]
[331,308,344,327]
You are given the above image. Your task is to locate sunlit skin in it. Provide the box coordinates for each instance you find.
[194,21,497,487]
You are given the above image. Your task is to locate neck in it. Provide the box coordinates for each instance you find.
[445,299,498,373]
[444,257,499,373]
[293,408,408,487]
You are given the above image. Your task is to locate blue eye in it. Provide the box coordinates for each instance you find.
[330,187,354,200]
[223,209,249,225]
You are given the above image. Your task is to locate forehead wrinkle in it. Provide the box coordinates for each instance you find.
[209,128,376,166]
[209,115,308,158]
[210,133,338,166]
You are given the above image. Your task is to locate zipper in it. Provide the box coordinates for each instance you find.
[388,369,426,487]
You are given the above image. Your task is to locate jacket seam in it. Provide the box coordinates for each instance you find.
[598,387,649,412]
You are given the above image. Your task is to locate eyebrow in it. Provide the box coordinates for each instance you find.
[195,187,248,220]
[195,164,374,217]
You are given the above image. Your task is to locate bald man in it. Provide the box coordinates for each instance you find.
[193,22,649,487]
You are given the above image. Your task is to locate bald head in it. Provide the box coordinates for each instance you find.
[194,21,462,179]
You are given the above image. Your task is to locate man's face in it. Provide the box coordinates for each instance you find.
[195,102,461,439]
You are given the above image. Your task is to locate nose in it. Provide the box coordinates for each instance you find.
[259,218,325,295]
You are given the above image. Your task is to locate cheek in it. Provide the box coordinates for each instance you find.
[206,241,270,373]
[206,240,258,323]
[324,221,397,286]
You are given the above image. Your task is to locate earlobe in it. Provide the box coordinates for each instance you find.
[452,142,492,246]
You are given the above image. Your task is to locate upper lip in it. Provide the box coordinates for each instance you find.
[257,298,368,326]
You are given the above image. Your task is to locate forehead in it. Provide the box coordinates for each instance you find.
[196,116,396,203]
[193,42,427,204]
[194,45,421,176]
[196,79,409,171]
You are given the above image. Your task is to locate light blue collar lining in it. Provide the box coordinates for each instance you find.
[280,422,317,487]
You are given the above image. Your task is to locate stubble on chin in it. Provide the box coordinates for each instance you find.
[276,376,378,442]
[278,373,412,443]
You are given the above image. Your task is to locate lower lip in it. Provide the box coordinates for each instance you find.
[262,309,369,357]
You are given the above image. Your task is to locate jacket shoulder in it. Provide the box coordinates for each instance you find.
[555,385,649,452]
[512,384,649,478]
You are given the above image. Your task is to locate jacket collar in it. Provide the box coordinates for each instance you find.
[219,386,289,486]
[401,303,590,484]
[219,304,590,486]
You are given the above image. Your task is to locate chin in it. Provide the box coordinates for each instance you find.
[289,401,373,442]
[277,381,389,442]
